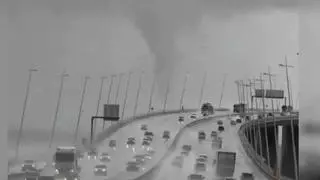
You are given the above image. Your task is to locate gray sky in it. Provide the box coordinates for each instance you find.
[6,0,304,135]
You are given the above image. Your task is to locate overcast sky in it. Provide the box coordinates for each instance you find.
[5,0,305,133]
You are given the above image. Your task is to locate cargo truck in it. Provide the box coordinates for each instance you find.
[216,151,236,178]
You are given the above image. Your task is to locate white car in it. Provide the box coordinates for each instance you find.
[22,160,37,172]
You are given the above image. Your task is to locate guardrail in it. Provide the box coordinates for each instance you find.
[133,113,230,180]
[238,114,298,180]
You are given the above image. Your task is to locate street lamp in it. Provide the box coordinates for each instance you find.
[49,70,69,148]
[15,67,38,159]
[94,76,107,135]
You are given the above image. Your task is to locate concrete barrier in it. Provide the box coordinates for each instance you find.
[238,115,298,180]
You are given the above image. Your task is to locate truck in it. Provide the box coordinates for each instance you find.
[53,146,79,173]
[216,151,236,178]
[201,103,214,116]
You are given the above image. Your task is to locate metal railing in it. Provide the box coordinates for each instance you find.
[238,114,299,180]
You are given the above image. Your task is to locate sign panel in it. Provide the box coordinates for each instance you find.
[265,90,284,99]
[254,89,265,98]
[103,104,120,120]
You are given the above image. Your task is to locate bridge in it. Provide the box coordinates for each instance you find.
[8,72,299,180]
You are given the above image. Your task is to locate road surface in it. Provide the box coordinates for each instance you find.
[151,113,267,180]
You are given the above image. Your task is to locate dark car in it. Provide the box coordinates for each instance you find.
[141,124,148,131]
[178,116,184,123]
[99,152,111,162]
[94,164,107,176]
[162,130,170,140]
[24,169,40,180]
[88,149,98,159]
[126,137,136,146]
[218,126,224,132]
[217,120,223,125]
[230,120,236,125]
[190,114,197,119]
[236,118,242,123]
[142,140,151,146]
[143,136,153,142]
[198,131,206,140]
[211,131,218,139]
[109,140,116,148]
[126,161,141,172]
[144,131,154,137]
[240,172,255,180]
[187,173,205,180]
[21,160,37,172]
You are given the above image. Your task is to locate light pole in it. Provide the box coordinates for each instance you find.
[133,71,144,117]
[94,76,107,136]
[121,72,133,120]
[73,76,90,144]
[198,72,207,107]
[103,74,116,130]
[179,72,189,110]
[148,76,156,113]
[49,70,69,148]
[163,79,170,112]
[15,67,38,159]
[235,80,241,104]
[279,56,298,180]
[114,73,124,104]
[219,74,227,108]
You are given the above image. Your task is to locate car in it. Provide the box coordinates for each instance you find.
[55,173,79,180]
[267,113,274,117]
[187,173,205,180]
[196,157,206,163]
[198,154,208,161]
[240,172,255,180]
[225,178,236,180]
[142,140,151,146]
[144,131,154,137]
[162,130,170,140]
[76,150,84,160]
[134,154,151,160]
[211,131,218,139]
[182,145,192,152]
[94,164,107,176]
[109,140,116,148]
[230,120,237,125]
[178,116,184,123]
[22,160,37,172]
[198,131,206,140]
[126,137,136,146]
[24,169,40,180]
[171,155,184,168]
[194,162,206,172]
[217,120,223,125]
[190,114,197,119]
[236,118,242,123]
[88,149,98,159]
[245,116,250,121]
[99,152,111,162]
[134,158,147,166]
[126,161,141,172]
[140,124,148,131]
[146,148,156,156]
[143,136,153,142]
[218,125,225,132]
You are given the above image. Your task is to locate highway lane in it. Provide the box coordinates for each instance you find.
[8,111,199,180]
[79,111,200,180]
[152,113,267,180]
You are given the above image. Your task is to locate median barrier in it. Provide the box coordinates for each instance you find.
[238,115,297,180]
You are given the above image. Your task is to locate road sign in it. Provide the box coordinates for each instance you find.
[103,104,120,120]
[265,90,284,99]
[255,89,265,98]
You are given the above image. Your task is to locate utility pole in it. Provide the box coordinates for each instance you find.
[240,80,246,112]
[103,75,116,130]
[121,72,132,120]
[94,76,107,136]
[114,73,124,104]
[133,71,144,117]
[179,72,189,110]
[235,81,241,104]
[148,76,156,113]
[15,67,38,159]
[73,76,90,144]
[163,79,170,112]
[198,72,207,107]
[49,70,69,148]
[279,56,298,180]
[219,74,227,108]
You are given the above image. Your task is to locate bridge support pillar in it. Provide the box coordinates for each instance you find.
[280,124,298,178]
